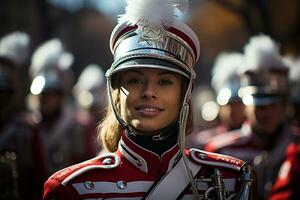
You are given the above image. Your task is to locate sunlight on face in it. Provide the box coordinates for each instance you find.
[118,68,182,135]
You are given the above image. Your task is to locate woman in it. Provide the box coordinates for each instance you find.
[43,1,253,199]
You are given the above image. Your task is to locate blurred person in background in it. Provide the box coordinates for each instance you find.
[73,63,107,155]
[191,86,219,132]
[284,56,300,133]
[0,32,44,199]
[187,52,245,149]
[28,38,94,177]
[205,35,300,200]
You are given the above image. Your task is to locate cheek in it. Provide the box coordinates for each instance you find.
[170,93,181,106]
[165,87,182,113]
[119,89,138,120]
[120,92,128,118]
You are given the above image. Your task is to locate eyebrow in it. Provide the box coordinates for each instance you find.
[126,69,177,76]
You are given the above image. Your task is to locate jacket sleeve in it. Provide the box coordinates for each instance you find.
[43,178,80,200]
[268,143,300,200]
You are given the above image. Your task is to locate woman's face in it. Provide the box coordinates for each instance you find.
[119,68,182,135]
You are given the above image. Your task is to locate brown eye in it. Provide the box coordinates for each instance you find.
[158,79,172,85]
[127,78,143,84]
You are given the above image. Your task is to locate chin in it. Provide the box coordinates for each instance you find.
[131,122,160,133]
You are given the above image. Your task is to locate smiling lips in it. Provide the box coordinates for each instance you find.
[135,105,163,117]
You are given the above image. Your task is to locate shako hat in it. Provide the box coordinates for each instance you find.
[238,34,289,106]
[211,52,244,106]
[73,64,106,109]
[0,31,30,91]
[107,0,200,80]
[29,38,74,95]
[284,56,300,104]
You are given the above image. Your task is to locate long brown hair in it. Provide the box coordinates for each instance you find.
[97,73,194,152]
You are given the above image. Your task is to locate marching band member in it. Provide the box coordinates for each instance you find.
[205,35,300,199]
[43,0,254,199]
[188,52,246,149]
[29,39,92,177]
[0,32,44,199]
[73,64,107,156]
[284,56,300,133]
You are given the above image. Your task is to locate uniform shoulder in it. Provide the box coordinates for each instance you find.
[47,153,120,186]
[188,148,245,172]
[286,142,300,155]
[204,129,246,152]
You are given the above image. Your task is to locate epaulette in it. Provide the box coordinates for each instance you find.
[286,142,300,155]
[189,148,245,171]
[49,153,120,186]
[205,130,245,152]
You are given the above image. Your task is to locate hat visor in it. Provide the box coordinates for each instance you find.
[107,58,190,78]
[242,94,281,106]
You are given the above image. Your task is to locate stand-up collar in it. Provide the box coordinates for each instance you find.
[117,131,181,176]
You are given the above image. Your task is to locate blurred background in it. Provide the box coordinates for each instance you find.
[1,0,299,80]
[1,1,300,199]
[1,0,300,126]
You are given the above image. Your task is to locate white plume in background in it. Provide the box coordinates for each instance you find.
[211,52,244,92]
[73,64,106,109]
[119,0,189,27]
[283,55,300,83]
[30,38,73,77]
[59,52,74,70]
[241,34,285,74]
[76,64,105,91]
[0,31,30,66]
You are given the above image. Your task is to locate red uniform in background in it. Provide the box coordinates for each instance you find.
[28,38,97,178]
[188,123,229,149]
[205,122,300,199]
[269,142,300,200]
[0,32,46,199]
[187,52,246,150]
[205,35,300,199]
[33,106,95,175]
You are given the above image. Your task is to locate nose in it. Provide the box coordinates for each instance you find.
[142,81,157,99]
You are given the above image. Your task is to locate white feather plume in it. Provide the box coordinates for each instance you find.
[59,52,74,70]
[283,55,300,83]
[241,34,285,74]
[73,64,106,108]
[173,0,189,13]
[0,31,30,66]
[30,38,73,77]
[76,64,105,91]
[119,0,189,27]
[211,52,244,92]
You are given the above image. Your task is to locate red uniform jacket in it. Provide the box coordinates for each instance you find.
[187,123,229,149]
[43,131,253,199]
[205,122,300,200]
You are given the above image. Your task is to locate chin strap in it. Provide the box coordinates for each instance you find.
[178,103,198,199]
[106,75,132,133]
[178,69,198,199]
